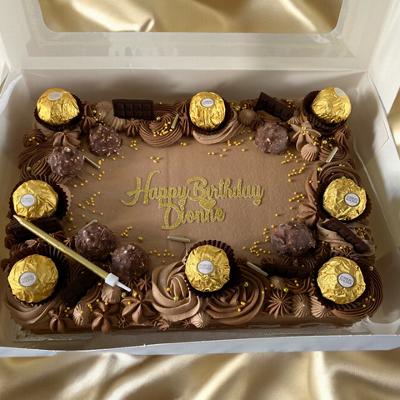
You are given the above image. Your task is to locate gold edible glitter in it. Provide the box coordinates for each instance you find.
[311,87,351,124]
[189,91,226,130]
[323,177,367,220]
[185,245,230,292]
[12,180,58,220]
[317,256,365,304]
[36,88,80,126]
[8,255,59,303]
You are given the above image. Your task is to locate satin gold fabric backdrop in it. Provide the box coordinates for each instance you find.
[39,0,342,33]
[1,351,400,399]
[2,2,396,399]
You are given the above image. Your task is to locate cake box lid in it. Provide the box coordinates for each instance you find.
[0,0,399,110]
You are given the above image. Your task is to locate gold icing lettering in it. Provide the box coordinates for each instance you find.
[122,171,264,230]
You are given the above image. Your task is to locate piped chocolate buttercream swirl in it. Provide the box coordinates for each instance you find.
[139,112,183,147]
[266,290,291,318]
[205,265,266,326]
[330,266,382,320]
[152,261,203,322]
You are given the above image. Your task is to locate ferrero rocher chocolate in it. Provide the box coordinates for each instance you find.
[185,245,230,292]
[189,92,226,130]
[8,254,59,303]
[12,180,58,220]
[36,88,80,126]
[323,177,367,221]
[317,256,365,304]
[311,87,351,124]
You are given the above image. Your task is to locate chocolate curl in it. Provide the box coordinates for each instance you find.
[321,219,370,253]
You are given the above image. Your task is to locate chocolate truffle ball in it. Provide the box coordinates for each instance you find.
[238,109,257,127]
[111,244,149,281]
[47,146,84,177]
[271,222,316,257]
[89,125,121,156]
[75,221,116,260]
[255,121,288,154]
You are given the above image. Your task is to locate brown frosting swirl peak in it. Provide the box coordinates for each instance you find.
[205,265,266,326]
[152,261,203,322]
[139,112,183,147]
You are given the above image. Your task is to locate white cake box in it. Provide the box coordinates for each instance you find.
[0,0,399,356]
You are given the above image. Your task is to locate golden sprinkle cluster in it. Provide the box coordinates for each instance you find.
[75,191,102,220]
[120,225,133,238]
[281,150,299,165]
[129,139,139,151]
[150,156,162,164]
[288,192,305,203]
[153,118,174,137]
[287,162,307,182]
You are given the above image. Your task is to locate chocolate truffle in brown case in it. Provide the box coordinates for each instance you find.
[111,244,149,281]
[75,221,117,261]
[271,222,316,257]
[255,122,288,154]
[89,125,122,156]
[47,146,84,178]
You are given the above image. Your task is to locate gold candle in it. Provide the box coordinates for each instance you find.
[14,215,108,279]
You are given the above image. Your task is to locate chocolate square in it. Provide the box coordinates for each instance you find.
[112,99,154,120]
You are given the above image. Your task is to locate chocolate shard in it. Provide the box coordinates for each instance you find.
[112,99,154,120]
[322,219,370,253]
[254,92,294,121]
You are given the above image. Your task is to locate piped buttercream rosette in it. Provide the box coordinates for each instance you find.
[139,112,183,147]
[205,263,267,325]
[151,261,204,322]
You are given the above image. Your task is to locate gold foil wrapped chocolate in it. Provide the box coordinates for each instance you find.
[189,91,226,130]
[323,177,367,221]
[36,88,80,126]
[185,245,230,292]
[8,254,59,303]
[12,180,58,220]
[317,256,365,304]
[311,87,351,124]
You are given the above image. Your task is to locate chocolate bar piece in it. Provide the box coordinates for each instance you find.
[254,92,294,121]
[112,99,154,120]
[322,219,370,253]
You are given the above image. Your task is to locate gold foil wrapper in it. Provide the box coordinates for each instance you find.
[189,91,226,130]
[36,88,80,126]
[13,180,58,220]
[311,87,351,123]
[323,177,367,221]
[8,254,59,303]
[185,245,230,292]
[317,256,365,304]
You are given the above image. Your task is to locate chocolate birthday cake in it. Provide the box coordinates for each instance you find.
[2,86,382,334]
